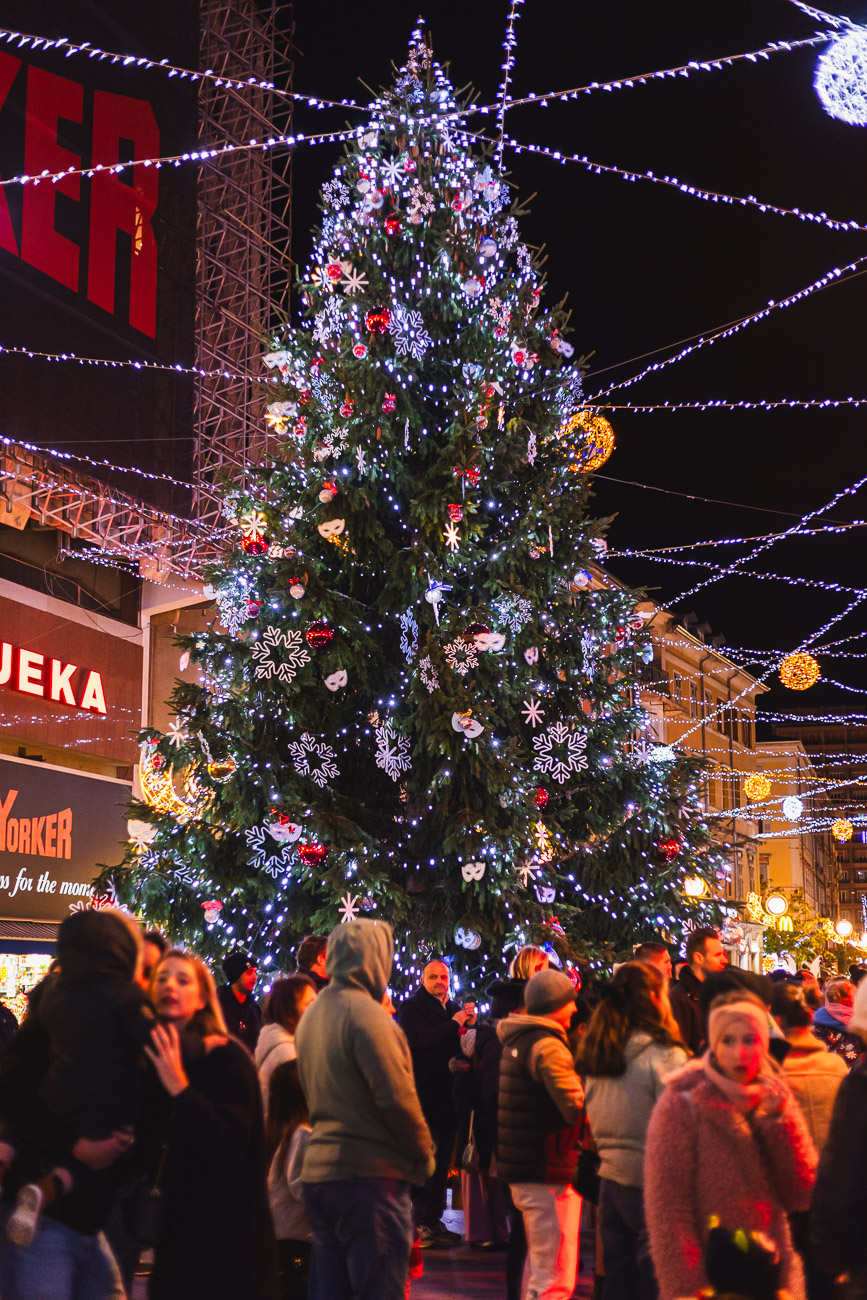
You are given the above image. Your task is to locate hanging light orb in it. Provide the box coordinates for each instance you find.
[744,773,772,801]
[779,651,821,691]
[683,875,709,898]
[814,28,867,127]
[557,409,615,474]
[832,817,854,842]
[836,918,855,938]
[782,796,804,821]
[764,892,789,917]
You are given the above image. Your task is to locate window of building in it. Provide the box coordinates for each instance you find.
[855,870,867,884]
[759,854,770,888]
[840,891,849,903]
[841,872,850,884]
[689,682,699,718]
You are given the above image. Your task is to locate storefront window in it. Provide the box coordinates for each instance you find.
[0,953,52,1021]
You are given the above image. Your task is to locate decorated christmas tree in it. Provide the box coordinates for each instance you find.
[107,28,724,981]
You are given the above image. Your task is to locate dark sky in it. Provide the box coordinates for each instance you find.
[290,0,867,716]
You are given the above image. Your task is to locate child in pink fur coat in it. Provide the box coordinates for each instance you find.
[644,991,817,1300]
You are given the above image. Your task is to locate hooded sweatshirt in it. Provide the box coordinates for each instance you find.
[255,1022,297,1109]
[295,920,434,1185]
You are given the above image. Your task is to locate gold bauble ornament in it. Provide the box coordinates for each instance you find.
[832,817,854,843]
[744,773,771,801]
[557,409,615,473]
[779,651,820,691]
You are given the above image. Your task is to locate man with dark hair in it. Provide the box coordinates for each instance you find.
[669,927,727,1054]
[137,929,168,992]
[633,941,672,981]
[297,934,329,991]
[399,959,474,1248]
[217,951,261,1052]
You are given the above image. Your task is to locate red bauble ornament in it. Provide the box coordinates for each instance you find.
[464,622,490,641]
[298,842,328,867]
[245,600,262,619]
[365,307,391,334]
[151,753,166,771]
[447,503,463,523]
[306,622,334,649]
[242,536,268,556]
[325,262,343,281]
[655,837,681,864]
[353,343,367,359]
[535,787,549,811]
[339,400,354,418]
[384,214,402,235]
[382,393,396,413]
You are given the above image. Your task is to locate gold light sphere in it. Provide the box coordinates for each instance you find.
[779,651,820,691]
[835,918,854,938]
[832,817,854,843]
[744,773,771,801]
[683,875,709,898]
[558,409,615,474]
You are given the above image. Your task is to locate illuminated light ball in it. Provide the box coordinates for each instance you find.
[534,787,549,811]
[764,892,788,917]
[832,817,854,843]
[352,343,367,359]
[782,795,804,821]
[744,773,772,801]
[447,503,463,523]
[202,900,222,925]
[382,393,397,413]
[683,875,708,899]
[836,918,855,939]
[207,757,237,783]
[558,409,616,473]
[814,28,867,126]
[242,535,268,556]
[384,214,402,235]
[298,841,328,867]
[365,307,391,334]
[325,262,343,281]
[654,837,681,864]
[779,651,821,691]
[306,621,334,649]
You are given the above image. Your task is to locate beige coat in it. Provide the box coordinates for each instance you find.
[782,1029,848,1152]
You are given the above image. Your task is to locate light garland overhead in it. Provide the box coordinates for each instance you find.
[602,396,867,412]
[495,0,524,169]
[1,435,197,493]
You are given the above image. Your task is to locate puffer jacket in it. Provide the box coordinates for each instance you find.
[644,1057,816,1300]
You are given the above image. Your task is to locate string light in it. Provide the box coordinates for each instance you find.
[0,28,364,111]
[601,396,867,412]
[495,0,524,170]
[0,434,196,493]
[589,252,867,402]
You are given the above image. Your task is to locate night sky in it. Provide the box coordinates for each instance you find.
[290,0,867,717]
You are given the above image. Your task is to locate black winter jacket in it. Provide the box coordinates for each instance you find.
[669,965,705,1055]
[217,983,262,1052]
[811,1061,867,1283]
[148,1039,278,1300]
[497,1019,582,1185]
[398,985,461,1121]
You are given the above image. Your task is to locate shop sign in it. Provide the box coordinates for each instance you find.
[0,754,129,922]
[0,640,106,713]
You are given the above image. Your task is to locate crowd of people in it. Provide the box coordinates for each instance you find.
[0,913,866,1300]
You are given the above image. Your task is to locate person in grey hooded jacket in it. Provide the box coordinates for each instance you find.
[295,919,434,1300]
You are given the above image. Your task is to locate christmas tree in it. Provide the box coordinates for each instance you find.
[108,27,724,981]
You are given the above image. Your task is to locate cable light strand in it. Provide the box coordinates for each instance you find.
[0,435,196,493]
[0,29,364,111]
[783,1,855,31]
[611,519,867,556]
[497,130,867,236]
[589,254,867,402]
[618,550,867,597]
[494,0,524,170]
[601,397,867,412]
[0,343,239,380]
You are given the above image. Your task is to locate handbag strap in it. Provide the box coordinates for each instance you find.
[467,1110,475,1144]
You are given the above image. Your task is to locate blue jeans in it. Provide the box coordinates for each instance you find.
[303,1177,413,1300]
[0,1213,121,1300]
[598,1178,658,1300]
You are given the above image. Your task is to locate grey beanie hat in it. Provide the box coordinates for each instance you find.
[524,968,577,1017]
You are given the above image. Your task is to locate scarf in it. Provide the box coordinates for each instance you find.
[825,1000,853,1025]
[703,1052,775,1113]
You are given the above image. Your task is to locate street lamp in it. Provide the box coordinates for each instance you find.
[835,919,854,939]
[764,893,789,917]
[683,876,709,899]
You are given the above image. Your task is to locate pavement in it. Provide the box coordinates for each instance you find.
[131,1207,599,1299]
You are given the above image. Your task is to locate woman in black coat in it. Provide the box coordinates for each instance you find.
[145,949,278,1300]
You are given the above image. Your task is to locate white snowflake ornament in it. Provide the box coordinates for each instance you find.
[445,638,479,677]
[374,722,412,780]
[288,733,340,787]
[251,627,311,684]
[533,723,589,785]
[387,305,432,361]
[521,697,545,728]
[420,655,439,693]
[245,825,292,878]
[339,892,361,923]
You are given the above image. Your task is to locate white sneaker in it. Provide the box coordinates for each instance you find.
[6,1183,44,1248]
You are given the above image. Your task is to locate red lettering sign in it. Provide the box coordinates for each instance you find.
[1,640,106,713]
[21,66,82,293]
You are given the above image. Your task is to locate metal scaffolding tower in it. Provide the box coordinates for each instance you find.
[194,0,293,531]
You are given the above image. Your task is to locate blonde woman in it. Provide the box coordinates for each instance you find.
[145,950,278,1299]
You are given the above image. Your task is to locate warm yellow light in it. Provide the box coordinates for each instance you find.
[744,773,771,801]
[764,892,789,917]
[683,876,708,898]
[140,751,194,823]
[239,509,268,543]
[832,818,854,843]
[836,919,854,938]
[558,409,615,474]
[779,651,820,691]
[207,758,237,783]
